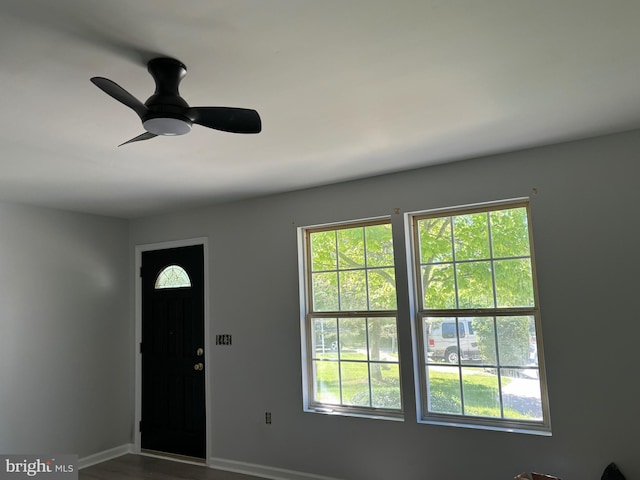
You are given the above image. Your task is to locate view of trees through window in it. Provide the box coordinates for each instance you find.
[301,201,549,432]
[306,222,401,412]
[414,203,548,428]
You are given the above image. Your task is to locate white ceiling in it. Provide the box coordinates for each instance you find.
[1,1,639,219]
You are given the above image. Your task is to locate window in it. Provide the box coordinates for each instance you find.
[298,199,550,433]
[409,200,550,434]
[300,219,402,418]
[155,265,191,289]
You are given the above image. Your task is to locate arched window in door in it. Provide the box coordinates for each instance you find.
[154,265,192,289]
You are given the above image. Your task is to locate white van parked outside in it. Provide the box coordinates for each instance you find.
[426,318,481,363]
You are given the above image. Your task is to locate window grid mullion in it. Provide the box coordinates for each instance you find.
[458,354,466,415]
[363,227,371,311]
[336,317,344,404]
[422,307,537,317]
[423,254,530,268]
[450,215,460,309]
[492,316,505,418]
[365,317,373,407]
[487,212,498,309]
[486,211,507,417]
[334,231,342,311]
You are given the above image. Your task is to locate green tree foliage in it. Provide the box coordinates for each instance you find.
[468,317,497,363]
[491,208,531,257]
[472,316,531,366]
[418,207,535,372]
[418,207,534,310]
[309,223,399,399]
[309,206,536,412]
[418,218,455,308]
[310,230,337,270]
[496,316,531,366]
[309,224,396,312]
[454,213,491,260]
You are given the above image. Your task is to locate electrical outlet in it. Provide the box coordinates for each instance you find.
[265,411,272,424]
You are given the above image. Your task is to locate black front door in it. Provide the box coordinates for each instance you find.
[141,244,205,459]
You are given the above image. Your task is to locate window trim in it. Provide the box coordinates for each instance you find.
[298,216,404,420]
[406,198,552,435]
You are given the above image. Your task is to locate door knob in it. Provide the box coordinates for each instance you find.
[194,363,204,371]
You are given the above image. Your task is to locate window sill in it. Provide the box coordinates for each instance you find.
[420,416,552,436]
[305,405,404,422]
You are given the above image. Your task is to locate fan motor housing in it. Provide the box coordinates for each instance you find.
[143,114,192,136]
[144,58,189,107]
[142,58,193,135]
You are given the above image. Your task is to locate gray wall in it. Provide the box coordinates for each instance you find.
[0,202,130,457]
[1,128,634,478]
[131,129,640,480]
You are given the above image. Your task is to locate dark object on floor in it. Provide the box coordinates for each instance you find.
[602,462,625,480]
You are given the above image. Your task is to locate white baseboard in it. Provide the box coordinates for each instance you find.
[79,447,340,480]
[209,457,342,480]
[78,444,134,469]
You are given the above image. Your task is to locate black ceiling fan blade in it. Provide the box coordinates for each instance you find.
[91,77,148,119]
[186,107,261,134]
[118,132,157,147]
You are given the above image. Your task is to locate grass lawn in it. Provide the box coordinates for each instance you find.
[315,355,400,408]
[428,368,528,418]
[314,358,529,419]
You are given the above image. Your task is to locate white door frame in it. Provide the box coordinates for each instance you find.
[133,237,211,464]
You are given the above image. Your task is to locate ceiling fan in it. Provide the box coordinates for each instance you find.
[91,57,261,146]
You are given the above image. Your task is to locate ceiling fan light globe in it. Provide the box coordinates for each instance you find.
[143,117,192,136]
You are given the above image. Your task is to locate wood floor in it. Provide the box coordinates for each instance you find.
[79,454,265,480]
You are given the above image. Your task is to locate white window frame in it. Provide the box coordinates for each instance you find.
[298,217,403,420]
[406,198,552,435]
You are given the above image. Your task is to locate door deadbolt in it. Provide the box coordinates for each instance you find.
[196,347,204,356]
[194,363,204,371]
